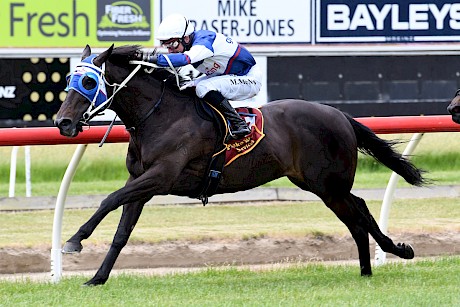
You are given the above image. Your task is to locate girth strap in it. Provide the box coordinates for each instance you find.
[198,152,226,206]
[197,101,228,205]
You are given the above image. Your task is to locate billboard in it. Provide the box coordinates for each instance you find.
[316,0,460,43]
[2,1,460,48]
[0,0,154,48]
[158,0,312,44]
[156,0,460,46]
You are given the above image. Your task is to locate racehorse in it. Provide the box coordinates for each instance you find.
[448,89,460,123]
[55,44,426,286]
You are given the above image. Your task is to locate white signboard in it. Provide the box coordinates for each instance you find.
[159,0,311,44]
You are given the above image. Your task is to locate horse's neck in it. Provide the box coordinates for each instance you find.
[105,64,200,130]
[110,83,197,131]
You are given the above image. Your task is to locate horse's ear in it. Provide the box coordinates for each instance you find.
[93,44,114,67]
[82,45,91,60]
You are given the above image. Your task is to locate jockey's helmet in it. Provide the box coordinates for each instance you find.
[156,14,195,43]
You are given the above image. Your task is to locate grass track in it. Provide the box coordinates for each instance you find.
[1,257,459,306]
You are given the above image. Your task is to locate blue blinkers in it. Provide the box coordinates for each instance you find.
[65,54,107,107]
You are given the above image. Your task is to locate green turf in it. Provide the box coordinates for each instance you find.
[1,257,459,306]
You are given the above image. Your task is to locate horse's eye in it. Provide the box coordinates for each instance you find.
[82,76,97,90]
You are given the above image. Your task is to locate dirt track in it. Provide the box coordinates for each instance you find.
[1,231,459,275]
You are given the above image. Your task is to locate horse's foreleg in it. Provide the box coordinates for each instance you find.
[84,200,145,286]
[63,170,159,254]
[62,191,128,253]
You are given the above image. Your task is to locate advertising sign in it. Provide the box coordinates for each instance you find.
[317,0,460,43]
[159,0,311,44]
[0,0,153,47]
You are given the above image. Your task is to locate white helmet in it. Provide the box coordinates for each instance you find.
[156,14,195,42]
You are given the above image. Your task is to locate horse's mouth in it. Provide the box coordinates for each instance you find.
[451,114,460,124]
[55,118,84,137]
[59,126,82,137]
[447,103,460,124]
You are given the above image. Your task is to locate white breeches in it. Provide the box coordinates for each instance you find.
[195,64,262,101]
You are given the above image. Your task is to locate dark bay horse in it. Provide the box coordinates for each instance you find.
[55,45,425,286]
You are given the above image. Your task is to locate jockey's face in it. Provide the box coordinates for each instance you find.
[161,36,190,53]
[162,38,184,53]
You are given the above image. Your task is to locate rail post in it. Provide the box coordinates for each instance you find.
[374,133,424,266]
[50,144,88,283]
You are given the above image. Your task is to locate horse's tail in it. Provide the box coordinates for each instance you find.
[345,113,426,186]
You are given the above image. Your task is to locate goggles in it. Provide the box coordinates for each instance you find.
[161,39,180,49]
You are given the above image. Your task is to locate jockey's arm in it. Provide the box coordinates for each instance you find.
[156,45,213,68]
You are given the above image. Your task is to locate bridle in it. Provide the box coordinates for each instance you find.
[65,55,142,124]
[65,51,182,144]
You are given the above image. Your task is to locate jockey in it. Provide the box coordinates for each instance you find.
[137,13,262,139]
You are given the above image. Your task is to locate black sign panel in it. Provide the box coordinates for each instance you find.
[268,55,460,117]
[0,58,68,127]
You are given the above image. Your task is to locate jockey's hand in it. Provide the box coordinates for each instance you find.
[179,80,196,91]
[132,51,157,64]
[143,53,158,64]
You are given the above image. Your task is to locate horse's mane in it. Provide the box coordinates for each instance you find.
[108,45,196,97]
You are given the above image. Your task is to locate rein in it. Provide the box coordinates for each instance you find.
[125,81,166,132]
[67,52,182,144]
[83,63,142,121]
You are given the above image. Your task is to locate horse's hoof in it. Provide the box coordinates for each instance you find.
[83,277,107,286]
[360,265,372,277]
[397,243,414,259]
[62,241,83,254]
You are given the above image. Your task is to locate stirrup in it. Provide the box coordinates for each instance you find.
[229,127,250,139]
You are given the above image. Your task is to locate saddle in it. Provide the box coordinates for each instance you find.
[195,100,265,205]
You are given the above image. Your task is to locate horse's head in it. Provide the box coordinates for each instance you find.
[55,44,113,137]
[447,89,460,124]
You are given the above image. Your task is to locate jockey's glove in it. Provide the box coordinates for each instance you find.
[133,51,157,64]
[143,53,158,64]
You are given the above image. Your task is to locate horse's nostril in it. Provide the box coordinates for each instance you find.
[448,105,460,115]
[55,118,73,129]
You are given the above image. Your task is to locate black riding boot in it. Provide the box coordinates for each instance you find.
[204,91,251,139]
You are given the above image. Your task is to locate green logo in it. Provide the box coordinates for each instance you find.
[98,1,149,29]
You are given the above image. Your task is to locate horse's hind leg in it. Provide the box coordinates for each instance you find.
[322,194,373,276]
[351,194,415,260]
[84,200,145,286]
